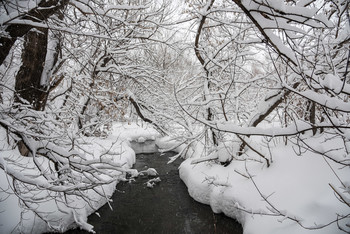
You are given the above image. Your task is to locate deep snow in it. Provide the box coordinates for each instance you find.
[158,131,350,234]
[1,122,349,233]
[0,122,159,233]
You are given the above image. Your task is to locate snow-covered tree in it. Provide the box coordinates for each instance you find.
[1,0,349,232]
[174,0,350,231]
[0,0,173,231]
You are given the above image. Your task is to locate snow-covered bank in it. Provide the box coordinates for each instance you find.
[2,122,348,234]
[0,122,159,233]
[173,134,350,234]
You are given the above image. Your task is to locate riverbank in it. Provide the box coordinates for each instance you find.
[0,122,160,233]
[161,135,350,234]
[1,122,348,234]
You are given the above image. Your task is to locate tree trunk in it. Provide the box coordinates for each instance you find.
[15,27,63,155]
[194,0,218,146]
[15,28,49,110]
[306,101,316,135]
[0,0,68,66]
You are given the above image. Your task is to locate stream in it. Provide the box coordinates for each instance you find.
[66,142,243,234]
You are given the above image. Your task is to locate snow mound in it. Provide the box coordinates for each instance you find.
[178,133,349,234]
[0,122,160,233]
[146,177,161,188]
[139,168,158,176]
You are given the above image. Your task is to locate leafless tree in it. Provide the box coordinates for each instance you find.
[173,0,350,231]
[0,0,174,232]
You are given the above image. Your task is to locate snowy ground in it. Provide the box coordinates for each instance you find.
[0,122,159,233]
[161,134,350,234]
[1,122,349,233]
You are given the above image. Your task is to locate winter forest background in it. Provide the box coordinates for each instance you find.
[0,0,349,233]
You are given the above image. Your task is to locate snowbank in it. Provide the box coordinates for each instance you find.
[111,122,160,142]
[173,134,350,234]
[2,122,348,234]
[0,122,159,233]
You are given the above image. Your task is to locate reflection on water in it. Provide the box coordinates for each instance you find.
[66,148,243,234]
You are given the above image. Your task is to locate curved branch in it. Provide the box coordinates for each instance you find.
[231,0,297,66]
[194,0,215,69]
[115,95,166,135]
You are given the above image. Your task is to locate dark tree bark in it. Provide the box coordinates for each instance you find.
[0,0,68,66]
[305,100,316,135]
[13,8,65,156]
[15,28,49,110]
[14,27,49,156]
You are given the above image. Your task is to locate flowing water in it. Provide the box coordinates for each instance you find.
[66,142,243,234]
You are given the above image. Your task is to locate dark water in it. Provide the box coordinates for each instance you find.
[66,150,243,234]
